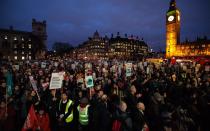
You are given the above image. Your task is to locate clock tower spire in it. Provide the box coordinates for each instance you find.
[166,0,180,58]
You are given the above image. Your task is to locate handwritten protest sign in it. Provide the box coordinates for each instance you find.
[49,73,64,89]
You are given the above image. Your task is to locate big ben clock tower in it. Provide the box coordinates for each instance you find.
[166,0,180,58]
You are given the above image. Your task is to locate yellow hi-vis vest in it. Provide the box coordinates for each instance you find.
[77,105,89,125]
[59,100,74,123]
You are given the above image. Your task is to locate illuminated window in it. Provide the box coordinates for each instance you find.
[22,56,25,60]
[14,37,17,40]
[4,36,7,40]
[14,56,17,60]
[22,51,24,54]
[22,38,24,41]
[22,44,24,48]
[28,44,31,49]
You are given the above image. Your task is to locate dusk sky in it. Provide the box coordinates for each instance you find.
[1,0,210,51]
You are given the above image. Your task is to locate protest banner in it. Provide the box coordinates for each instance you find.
[49,73,64,89]
[126,63,132,77]
[29,76,38,91]
[85,75,94,88]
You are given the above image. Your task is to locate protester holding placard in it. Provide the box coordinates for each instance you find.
[0,59,209,131]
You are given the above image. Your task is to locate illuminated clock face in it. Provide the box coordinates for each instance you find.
[168,15,174,22]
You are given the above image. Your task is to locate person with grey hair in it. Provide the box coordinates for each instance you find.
[133,102,149,131]
[112,101,133,131]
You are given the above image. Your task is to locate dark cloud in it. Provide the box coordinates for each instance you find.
[0,0,210,51]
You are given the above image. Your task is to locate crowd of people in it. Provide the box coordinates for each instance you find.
[0,58,209,131]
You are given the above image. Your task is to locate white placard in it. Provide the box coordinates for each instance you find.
[49,73,64,89]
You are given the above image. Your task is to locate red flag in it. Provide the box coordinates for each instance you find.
[22,105,38,131]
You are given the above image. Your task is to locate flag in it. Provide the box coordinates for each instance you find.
[22,105,38,131]
[6,71,13,96]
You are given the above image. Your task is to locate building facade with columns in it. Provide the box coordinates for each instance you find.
[73,31,148,60]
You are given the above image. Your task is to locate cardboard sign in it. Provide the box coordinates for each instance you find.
[126,63,132,77]
[85,75,94,88]
[29,76,38,91]
[41,62,46,68]
[49,73,64,89]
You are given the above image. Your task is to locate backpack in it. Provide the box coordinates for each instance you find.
[112,120,122,131]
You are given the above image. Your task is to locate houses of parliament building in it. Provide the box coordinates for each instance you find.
[166,0,210,58]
